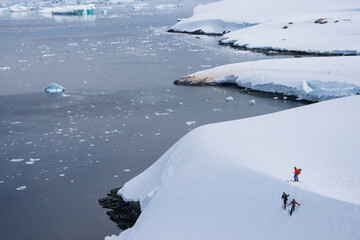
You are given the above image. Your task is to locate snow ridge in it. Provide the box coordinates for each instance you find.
[108,96,360,240]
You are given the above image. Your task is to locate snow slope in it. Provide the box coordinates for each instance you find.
[171,0,360,55]
[179,56,360,102]
[106,95,360,240]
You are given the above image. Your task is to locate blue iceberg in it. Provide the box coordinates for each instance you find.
[45,83,66,93]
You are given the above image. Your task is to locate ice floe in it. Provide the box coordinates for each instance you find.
[16,186,26,191]
[10,158,24,162]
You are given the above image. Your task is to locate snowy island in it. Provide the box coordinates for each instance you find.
[105,0,360,239]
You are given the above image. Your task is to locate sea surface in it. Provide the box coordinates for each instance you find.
[0,1,304,239]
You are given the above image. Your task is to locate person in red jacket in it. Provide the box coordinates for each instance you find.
[289,198,301,216]
[294,167,302,182]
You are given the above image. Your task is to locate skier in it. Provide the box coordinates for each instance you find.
[281,192,289,209]
[294,167,302,182]
[289,198,301,216]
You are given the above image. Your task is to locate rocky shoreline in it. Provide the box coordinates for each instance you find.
[168,29,355,57]
[218,41,355,57]
[99,188,141,230]
[174,77,314,104]
[167,29,225,36]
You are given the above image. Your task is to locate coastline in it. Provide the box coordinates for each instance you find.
[168,29,355,57]
[173,77,314,103]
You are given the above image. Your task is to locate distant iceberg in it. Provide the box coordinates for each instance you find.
[9,4,28,12]
[45,83,66,93]
[38,4,95,16]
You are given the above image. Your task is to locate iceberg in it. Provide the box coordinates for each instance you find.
[39,4,95,16]
[9,4,28,12]
[45,83,66,93]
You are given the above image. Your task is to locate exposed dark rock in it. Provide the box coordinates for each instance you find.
[315,18,328,24]
[167,28,223,36]
[218,41,355,56]
[99,187,141,230]
[283,25,288,29]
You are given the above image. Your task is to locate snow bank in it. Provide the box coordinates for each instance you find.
[170,0,360,55]
[180,56,360,102]
[106,96,360,240]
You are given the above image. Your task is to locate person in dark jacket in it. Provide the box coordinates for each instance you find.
[289,198,301,216]
[281,192,289,209]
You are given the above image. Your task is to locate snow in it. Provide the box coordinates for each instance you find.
[182,56,360,102]
[104,2,360,238]
[170,0,360,55]
[107,95,360,240]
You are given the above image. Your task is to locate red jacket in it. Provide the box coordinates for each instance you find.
[289,200,301,206]
[294,168,301,175]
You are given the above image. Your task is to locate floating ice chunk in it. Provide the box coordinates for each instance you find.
[123,169,131,172]
[11,121,21,125]
[25,142,33,145]
[67,43,78,47]
[225,96,234,102]
[10,4,28,12]
[114,175,118,178]
[155,112,170,116]
[45,83,66,93]
[0,181,4,184]
[155,4,183,10]
[10,158,24,162]
[186,121,196,126]
[273,97,278,100]
[0,67,10,71]
[212,108,221,111]
[30,158,40,162]
[131,3,148,10]
[25,161,34,165]
[16,186,26,191]
[42,54,55,57]
[59,174,65,177]
[99,9,108,15]
[249,100,256,105]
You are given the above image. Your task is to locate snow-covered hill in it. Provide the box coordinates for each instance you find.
[177,56,360,102]
[104,1,360,239]
[106,95,360,240]
[171,0,360,55]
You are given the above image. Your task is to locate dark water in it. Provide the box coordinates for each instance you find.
[0,1,304,239]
